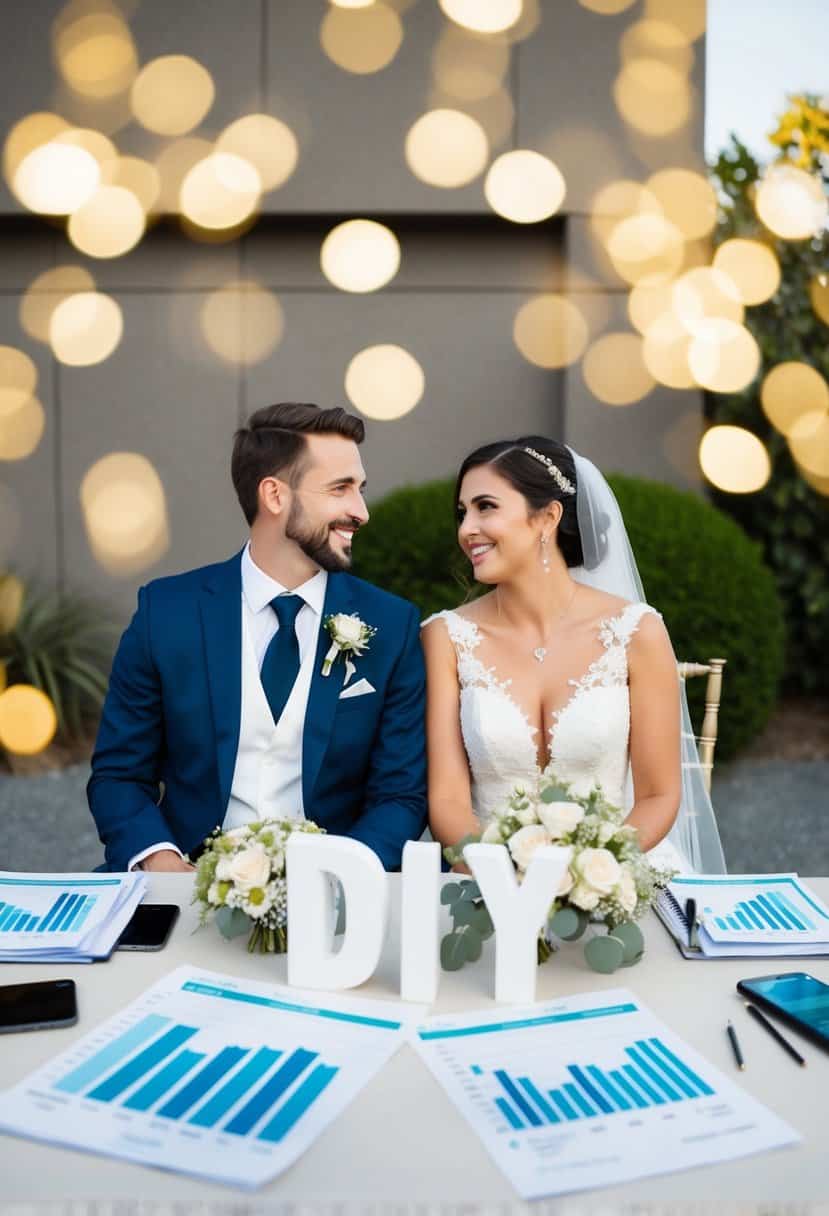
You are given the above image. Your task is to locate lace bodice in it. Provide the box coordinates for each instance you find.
[425,602,659,822]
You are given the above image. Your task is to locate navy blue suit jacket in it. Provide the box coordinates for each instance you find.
[88,552,427,871]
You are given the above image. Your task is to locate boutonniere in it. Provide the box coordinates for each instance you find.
[321,612,377,685]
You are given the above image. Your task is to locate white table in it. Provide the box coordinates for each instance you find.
[1,875,827,1207]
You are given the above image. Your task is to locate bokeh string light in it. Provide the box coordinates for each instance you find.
[405,109,489,188]
[484,150,566,223]
[0,684,58,756]
[81,452,170,576]
[320,220,401,293]
[345,344,425,419]
[699,425,771,494]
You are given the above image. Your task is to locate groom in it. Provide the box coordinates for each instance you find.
[88,402,427,872]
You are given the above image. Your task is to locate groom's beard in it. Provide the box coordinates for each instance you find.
[284,501,359,572]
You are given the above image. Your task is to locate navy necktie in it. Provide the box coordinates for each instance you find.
[260,594,304,725]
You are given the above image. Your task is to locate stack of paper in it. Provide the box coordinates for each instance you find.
[0,871,147,963]
[656,873,829,958]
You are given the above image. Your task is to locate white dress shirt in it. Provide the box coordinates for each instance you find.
[129,545,327,869]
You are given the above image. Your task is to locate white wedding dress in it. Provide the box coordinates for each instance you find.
[426,601,686,870]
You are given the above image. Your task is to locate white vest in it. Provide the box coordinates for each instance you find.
[224,607,315,830]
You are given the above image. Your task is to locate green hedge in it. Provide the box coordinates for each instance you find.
[354,475,785,761]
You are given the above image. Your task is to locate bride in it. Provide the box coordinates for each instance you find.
[421,436,726,874]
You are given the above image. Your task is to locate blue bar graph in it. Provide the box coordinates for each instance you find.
[225,1048,318,1136]
[157,1046,249,1119]
[487,1036,713,1130]
[257,1064,338,1142]
[51,1009,342,1144]
[548,1087,579,1121]
[772,890,815,929]
[496,1097,524,1129]
[123,1050,205,1111]
[563,1082,595,1117]
[0,890,99,935]
[87,1025,199,1102]
[709,888,818,936]
[621,1063,665,1105]
[188,1047,281,1128]
[567,1066,613,1114]
[518,1077,560,1123]
[38,893,71,932]
[494,1070,543,1127]
[57,1014,173,1094]
[587,1064,632,1110]
[610,1068,649,1110]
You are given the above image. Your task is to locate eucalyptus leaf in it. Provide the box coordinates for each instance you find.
[461,929,483,963]
[450,899,478,928]
[440,882,461,905]
[549,906,588,941]
[584,932,624,974]
[214,906,251,940]
[459,880,481,901]
[441,930,471,971]
[540,783,570,803]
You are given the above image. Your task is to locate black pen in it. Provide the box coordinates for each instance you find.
[745,1002,807,1067]
[684,897,696,950]
[726,1020,745,1070]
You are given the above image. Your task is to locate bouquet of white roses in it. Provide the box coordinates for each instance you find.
[442,774,676,973]
[193,818,325,954]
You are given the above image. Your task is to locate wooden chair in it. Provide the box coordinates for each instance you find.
[676,658,726,794]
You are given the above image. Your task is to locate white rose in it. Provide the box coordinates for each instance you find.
[557,866,574,897]
[597,821,617,846]
[228,844,272,892]
[332,613,363,645]
[481,820,503,844]
[537,801,584,838]
[515,804,539,826]
[574,847,621,895]
[569,881,600,911]
[508,824,551,870]
[215,857,233,881]
[617,867,638,915]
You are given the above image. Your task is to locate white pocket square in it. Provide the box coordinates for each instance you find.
[339,678,375,700]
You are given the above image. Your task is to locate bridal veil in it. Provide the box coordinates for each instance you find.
[568,449,727,874]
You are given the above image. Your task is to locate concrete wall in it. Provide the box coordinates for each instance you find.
[0,0,707,623]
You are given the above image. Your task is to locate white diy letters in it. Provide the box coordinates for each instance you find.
[286,834,389,990]
[464,843,572,1003]
[285,836,569,1002]
[400,839,441,1003]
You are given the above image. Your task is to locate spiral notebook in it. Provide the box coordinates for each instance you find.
[655,873,829,959]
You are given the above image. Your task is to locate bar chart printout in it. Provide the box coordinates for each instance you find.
[667,875,829,945]
[0,966,417,1188]
[0,873,147,962]
[414,988,798,1200]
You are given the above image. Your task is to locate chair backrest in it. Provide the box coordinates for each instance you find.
[676,658,726,794]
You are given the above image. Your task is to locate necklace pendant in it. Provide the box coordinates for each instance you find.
[533,647,547,663]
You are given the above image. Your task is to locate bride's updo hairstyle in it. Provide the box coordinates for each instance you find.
[455,435,587,568]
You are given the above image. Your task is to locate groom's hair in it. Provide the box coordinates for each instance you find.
[232,402,365,525]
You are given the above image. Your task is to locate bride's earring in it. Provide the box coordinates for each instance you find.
[540,534,551,574]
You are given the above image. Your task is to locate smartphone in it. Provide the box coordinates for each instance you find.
[116,903,179,951]
[0,979,78,1034]
[736,971,829,1052]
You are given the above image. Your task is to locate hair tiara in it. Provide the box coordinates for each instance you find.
[523,446,576,496]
